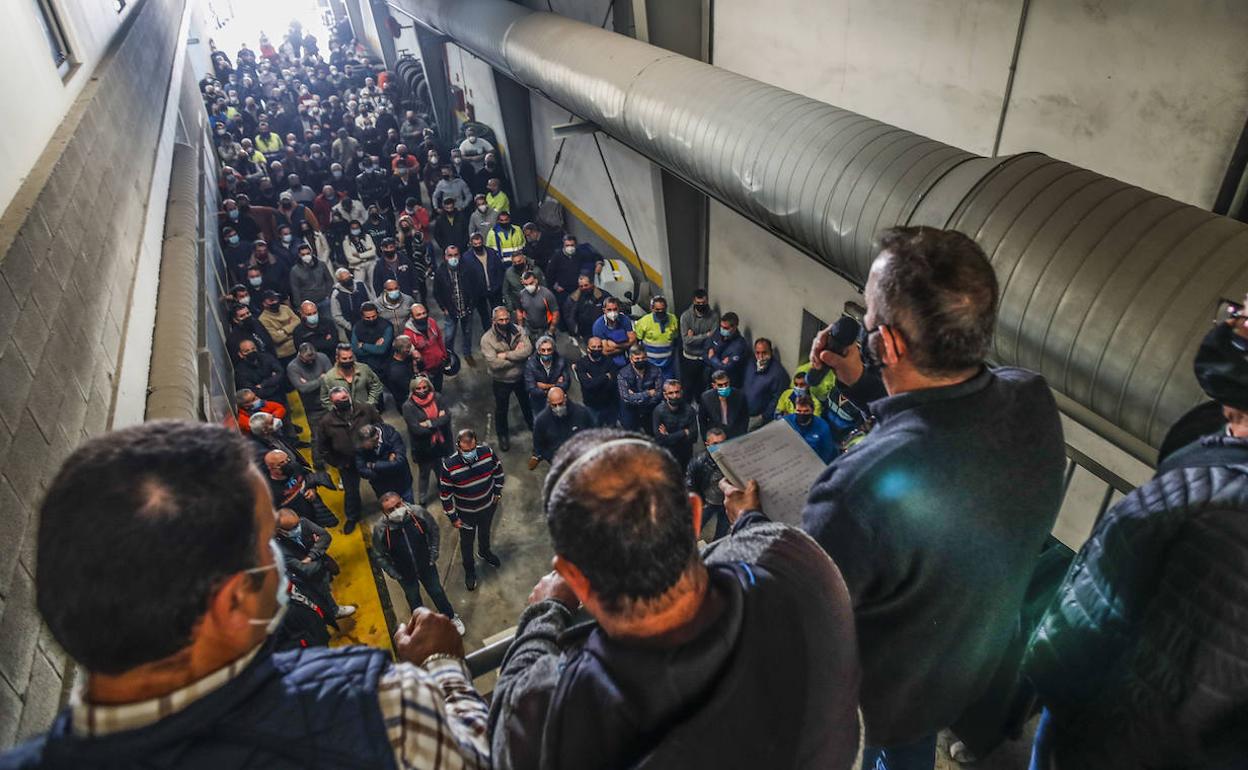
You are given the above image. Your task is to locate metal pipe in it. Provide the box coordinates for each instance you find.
[397,0,1248,460]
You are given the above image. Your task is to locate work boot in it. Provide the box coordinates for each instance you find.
[479,551,501,568]
[465,572,478,591]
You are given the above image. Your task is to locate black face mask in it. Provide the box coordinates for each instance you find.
[413,318,428,330]
[339,360,355,370]
[494,322,511,335]
[693,304,708,314]
[333,399,352,413]
[796,414,814,427]
[242,351,256,361]
[632,360,646,371]
[860,327,884,370]
[666,397,682,409]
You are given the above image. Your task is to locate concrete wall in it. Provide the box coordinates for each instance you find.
[0,0,190,746]
[707,201,862,371]
[530,94,671,288]
[712,0,1248,209]
[0,0,138,217]
[447,44,510,152]
[996,0,1248,209]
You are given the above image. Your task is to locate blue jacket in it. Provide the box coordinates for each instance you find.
[743,359,789,417]
[705,332,749,387]
[616,361,663,410]
[0,646,396,770]
[350,316,394,373]
[802,366,1065,745]
[355,422,412,497]
[466,246,508,296]
[524,353,571,413]
[783,413,836,463]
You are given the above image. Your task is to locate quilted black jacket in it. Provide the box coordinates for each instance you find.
[1022,435,1248,769]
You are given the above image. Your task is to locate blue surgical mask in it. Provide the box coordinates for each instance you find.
[228,234,240,245]
[281,234,293,244]
[306,313,319,325]
[792,386,807,397]
[447,257,460,268]
[539,353,553,363]
[386,290,401,301]
[717,386,732,397]
[229,209,240,220]
[719,327,732,338]
[248,276,263,287]
[461,448,478,463]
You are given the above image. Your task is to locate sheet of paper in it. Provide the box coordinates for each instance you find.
[708,419,828,526]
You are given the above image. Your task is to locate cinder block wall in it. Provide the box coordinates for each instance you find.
[0,0,187,746]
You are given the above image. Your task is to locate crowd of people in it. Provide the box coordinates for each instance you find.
[200,21,893,650]
[2,20,1246,770]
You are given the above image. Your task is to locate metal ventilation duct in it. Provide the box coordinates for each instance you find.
[400,0,1248,461]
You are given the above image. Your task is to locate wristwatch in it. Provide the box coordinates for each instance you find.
[420,652,464,668]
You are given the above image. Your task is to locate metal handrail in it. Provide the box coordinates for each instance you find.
[465,634,515,679]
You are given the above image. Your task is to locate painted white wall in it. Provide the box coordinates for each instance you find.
[0,0,136,216]
[712,0,1248,208]
[529,93,670,287]
[446,44,509,155]
[713,0,1018,155]
[707,200,861,371]
[997,0,1248,209]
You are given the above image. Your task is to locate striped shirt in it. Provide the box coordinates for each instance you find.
[439,446,505,516]
[70,647,489,770]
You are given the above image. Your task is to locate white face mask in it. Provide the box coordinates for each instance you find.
[245,539,290,635]
[477,204,488,213]
[524,284,538,294]
[385,506,410,525]
[605,310,618,322]
[563,245,576,256]
[301,253,314,264]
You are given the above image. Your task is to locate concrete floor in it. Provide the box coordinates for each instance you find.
[357,329,579,656]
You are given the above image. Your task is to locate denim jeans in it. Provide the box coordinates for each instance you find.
[442,313,475,355]
[861,734,937,770]
[400,562,456,618]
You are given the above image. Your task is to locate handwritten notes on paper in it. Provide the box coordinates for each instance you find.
[708,419,828,526]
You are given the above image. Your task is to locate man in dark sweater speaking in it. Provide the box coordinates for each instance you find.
[488,429,861,770]
[727,227,1066,770]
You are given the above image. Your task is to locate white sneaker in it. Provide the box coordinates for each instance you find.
[335,605,357,619]
[451,615,466,636]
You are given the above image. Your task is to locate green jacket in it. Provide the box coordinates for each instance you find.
[318,363,384,411]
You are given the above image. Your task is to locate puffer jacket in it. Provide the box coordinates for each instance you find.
[1022,435,1248,769]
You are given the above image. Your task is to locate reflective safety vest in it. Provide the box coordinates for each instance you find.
[633,312,679,370]
[486,223,525,255]
[254,131,283,156]
[485,190,511,214]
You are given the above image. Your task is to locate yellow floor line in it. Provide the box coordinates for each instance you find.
[287,393,393,653]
